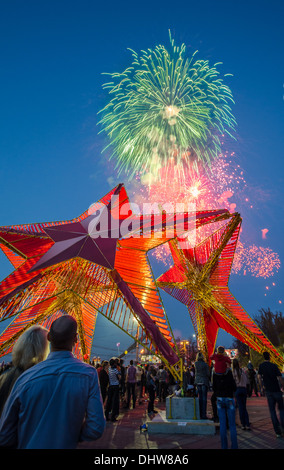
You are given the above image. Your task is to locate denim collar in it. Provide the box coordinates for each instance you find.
[47,351,74,360]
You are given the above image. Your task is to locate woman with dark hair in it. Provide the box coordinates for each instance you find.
[232,358,250,430]
[98,361,109,404]
[213,367,238,449]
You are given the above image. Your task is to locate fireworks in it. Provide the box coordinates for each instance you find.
[98,32,236,180]
[132,156,281,281]
[152,243,171,267]
[145,164,213,207]
[131,152,245,221]
[232,243,281,278]
[234,242,281,279]
[99,32,280,286]
[210,151,247,199]
[153,234,281,279]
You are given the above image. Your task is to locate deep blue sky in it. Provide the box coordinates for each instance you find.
[0,0,283,359]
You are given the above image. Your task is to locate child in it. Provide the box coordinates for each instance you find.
[210,346,231,374]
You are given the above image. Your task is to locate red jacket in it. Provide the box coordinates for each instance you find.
[210,353,231,374]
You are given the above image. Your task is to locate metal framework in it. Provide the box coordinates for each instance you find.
[157,213,284,369]
[0,184,227,384]
[1,183,281,385]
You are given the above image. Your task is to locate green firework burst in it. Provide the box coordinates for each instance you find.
[98,32,236,180]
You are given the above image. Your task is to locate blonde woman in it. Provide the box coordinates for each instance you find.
[0,325,49,416]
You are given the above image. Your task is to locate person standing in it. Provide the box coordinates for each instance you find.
[157,364,168,402]
[0,325,49,417]
[194,351,210,419]
[105,358,121,422]
[0,315,105,449]
[136,365,142,403]
[126,360,137,409]
[183,366,195,396]
[98,360,109,404]
[247,361,259,397]
[119,359,126,398]
[258,351,284,438]
[232,358,250,430]
[146,365,158,416]
[140,365,147,398]
[213,368,238,449]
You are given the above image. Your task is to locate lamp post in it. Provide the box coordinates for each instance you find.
[180,340,190,366]
[135,325,139,364]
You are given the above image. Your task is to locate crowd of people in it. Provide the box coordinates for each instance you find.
[92,344,284,451]
[0,318,283,450]
[206,346,283,449]
[94,358,177,419]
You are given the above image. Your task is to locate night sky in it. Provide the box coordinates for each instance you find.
[0,0,283,360]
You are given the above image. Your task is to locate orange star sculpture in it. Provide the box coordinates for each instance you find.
[157,213,284,368]
[0,183,229,381]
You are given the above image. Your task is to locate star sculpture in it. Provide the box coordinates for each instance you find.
[0,183,230,379]
[157,213,284,368]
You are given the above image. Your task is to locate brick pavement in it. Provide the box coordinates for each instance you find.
[78,393,284,450]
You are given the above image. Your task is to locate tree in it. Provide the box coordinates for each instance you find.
[254,308,284,354]
[232,309,284,365]
[231,338,249,366]
[249,348,264,369]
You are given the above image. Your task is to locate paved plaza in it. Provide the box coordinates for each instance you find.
[78,393,284,451]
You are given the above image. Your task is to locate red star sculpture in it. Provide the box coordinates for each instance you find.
[0,183,230,379]
[157,213,284,368]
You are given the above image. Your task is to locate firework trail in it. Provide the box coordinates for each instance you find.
[99,33,280,282]
[233,242,281,279]
[98,31,236,181]
[128,154,280,280]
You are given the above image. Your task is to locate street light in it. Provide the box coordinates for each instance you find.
[180,340,190,366]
